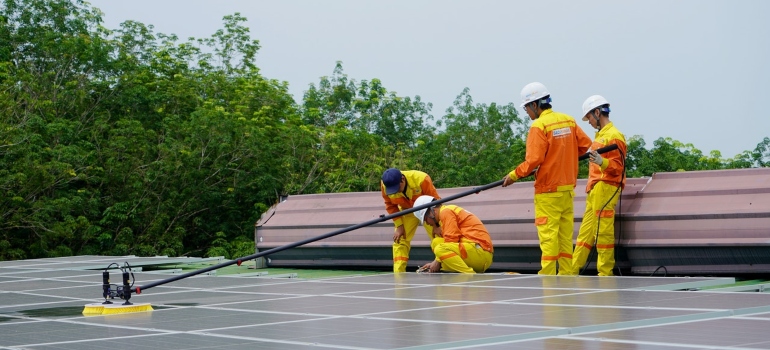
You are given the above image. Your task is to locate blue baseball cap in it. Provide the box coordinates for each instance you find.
[382,168,403,195]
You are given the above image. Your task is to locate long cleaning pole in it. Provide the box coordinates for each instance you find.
[131,144,617,293]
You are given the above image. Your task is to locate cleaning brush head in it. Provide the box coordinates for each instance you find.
[82,302,153,316]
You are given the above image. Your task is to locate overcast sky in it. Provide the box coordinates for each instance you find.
[89,0,770,158]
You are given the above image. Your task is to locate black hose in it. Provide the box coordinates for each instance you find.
[651,266,668,277]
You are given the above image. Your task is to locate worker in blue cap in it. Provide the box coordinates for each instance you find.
[381,168,440,272]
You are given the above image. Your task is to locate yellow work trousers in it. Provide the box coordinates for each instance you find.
[534,190,575,275]
[431,237,493,274]
[572,181,620,276]
[393,213,434,272]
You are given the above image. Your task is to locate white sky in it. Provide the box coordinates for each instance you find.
[89,0,770,158]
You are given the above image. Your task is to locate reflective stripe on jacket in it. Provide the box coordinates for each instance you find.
[438,205,493,253]
[511,109,592,194]
[381,170,440,227]
[586,122,627,193]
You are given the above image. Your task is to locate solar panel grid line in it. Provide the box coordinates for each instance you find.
[140,276,306,291]
[195,304,360,318]
[205,318,530,349]
[390,328,573,350]
[192,300,509,329]
[0,269,43,275]
[425,334,568,350]
[565,309,735,334]
[349,300,485,317]
[212,283,420,295]
[627,278,736,291]
[0,299,83,310]
[341,315,562,330]
[201,294,321,307]
[0,318,47,326]
[549,312,740,338]
[12,282,103,294]
[140,288,304,297]
[732,305,770,316]
[187,331,375,350]
[553,335,760,350]
[732,313,770,320]
[396,311,753,350]
[0,271,99,279]
[287,292,483,305]
[182,314,342,333]
[314,287,431,296]
[0,312,180,334]
[492,289,608,302]
[21,273,106,280]
[205,280,325,291]
[496,300,729,312]
[8,290,96,302]
[0,277,35,283]
[5,331,177,349]
[309,293,476,302]
[705,283,770,293]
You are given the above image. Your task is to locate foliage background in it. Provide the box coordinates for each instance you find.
[1,0,768,260]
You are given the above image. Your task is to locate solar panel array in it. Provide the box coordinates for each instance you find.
[2,256,770,349]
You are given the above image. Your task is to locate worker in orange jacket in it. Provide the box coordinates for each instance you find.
[502,82,592,275]
[381,168,439,272]
[571,95,627,276]
[412,195,493,274]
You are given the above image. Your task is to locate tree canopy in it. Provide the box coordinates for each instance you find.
[0,0,766,260]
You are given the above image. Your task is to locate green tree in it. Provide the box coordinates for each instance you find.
[294,63,434,194]
[751,137,770,167]
[0,1,298,259]
[0,0,114,259]
[412,88,528,187]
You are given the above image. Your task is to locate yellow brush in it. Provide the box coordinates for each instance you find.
[81,303,105,315]
[82,302,153,316]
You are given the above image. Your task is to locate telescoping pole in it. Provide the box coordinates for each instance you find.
[131,144,618,294]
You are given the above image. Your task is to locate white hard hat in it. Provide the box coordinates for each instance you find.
[520,82,550,108]
[413,195,437,224]
[581,95,610,121]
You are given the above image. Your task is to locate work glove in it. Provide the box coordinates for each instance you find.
[588,150,603,166]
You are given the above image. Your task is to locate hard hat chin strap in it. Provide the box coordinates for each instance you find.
[592,110,603,131]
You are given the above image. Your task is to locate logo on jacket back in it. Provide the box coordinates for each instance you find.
[552,127,571,137]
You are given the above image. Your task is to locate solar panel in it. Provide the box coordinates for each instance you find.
[2,256,770,349]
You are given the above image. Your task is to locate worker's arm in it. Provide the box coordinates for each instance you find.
[438,209,462,243]
[601,138,627,176]
[576,124,592,155]
[504,125,546,186]
[381,183,404,228]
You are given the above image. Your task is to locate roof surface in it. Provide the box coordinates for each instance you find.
[2,256,770,349]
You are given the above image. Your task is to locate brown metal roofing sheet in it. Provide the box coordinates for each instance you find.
[254,168,770,273]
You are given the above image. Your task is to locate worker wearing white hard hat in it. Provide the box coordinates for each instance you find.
[572,95,627,276]
[413,195,493,274]
[502,82,592,275]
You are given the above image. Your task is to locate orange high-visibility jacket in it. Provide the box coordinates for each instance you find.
[510,109,592,194]
[381,170,440,227]
[438,205,493,253]
[585,122,627,193]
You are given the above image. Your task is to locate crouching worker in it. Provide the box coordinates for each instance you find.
[413,195,493,274]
